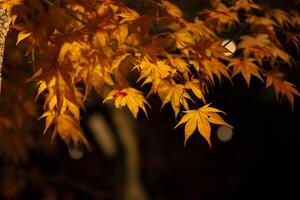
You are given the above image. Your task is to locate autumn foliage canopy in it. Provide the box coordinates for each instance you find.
[1,0,300,152]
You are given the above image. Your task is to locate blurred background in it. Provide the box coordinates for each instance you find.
[1,0,300,199]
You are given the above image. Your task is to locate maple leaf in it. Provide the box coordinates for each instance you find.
[270,45,290,64]
[81,64,114,99]
[267,9,292,27]
[201,2,239,28]
[112,24,128,43]
[118,9,139,24]
[157,80,191,117]
[174,29,195,49]
[233,0,261,12]
[266,71,300,110]
[185,79,206,103]
[168,56,189,75]
[175,104,232,147]
[104,87,149,118]
[238,34,272,61]
[202,58,231,84]
[160,0,182,18]
[247,16,276,30]
[136,57,173,93]
[228,58,263,86]
[58,41,90,66]
[111,53,131,71]
[185,18,215,39]
[292,12,300,27]
[284,31,300,52]
[55,114,91,150]
[38,111,55,134]
[238,34,270,50]
[94,30,109,47]
[16,31,31,45]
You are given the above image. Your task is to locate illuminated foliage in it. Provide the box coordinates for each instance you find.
[0,0,299,150]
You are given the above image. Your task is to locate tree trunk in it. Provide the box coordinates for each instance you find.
[0,8,10,93]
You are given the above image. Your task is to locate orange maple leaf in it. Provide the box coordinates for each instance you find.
[266,71,300,110]
[229,58,263,86]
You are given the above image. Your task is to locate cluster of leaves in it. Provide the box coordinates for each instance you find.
[0,0,300,149]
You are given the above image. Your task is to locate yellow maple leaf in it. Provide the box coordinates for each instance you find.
[202,58,231,83]
[268,9,292,27]
[270,46,290,64]
[94,30,109,47]
[111,53,130,71]
[112,24,128,43]
[38,111,55,134]
[284,32,300,52]
[81,64,114,98]
[60,97,80,121]
[157,80,191,117]
[185,18,215,38]
[118,9,139,24]
[136,57,172,93]
[228,58,263,86]
[175,104,232,147]
[168,56,189,74]
[160,0,182,18]
[266,71,300,110]
[233,0,261,11]
[185,79,206,103]
[246,16,276,31]
[238,34,270,50]
[55,114,91,150]
[16,31,31,45]
[104,88,149,118]
[174,29,195,49]
[238,34,272,61]
[201,2,239,28]
[58,41,89,65]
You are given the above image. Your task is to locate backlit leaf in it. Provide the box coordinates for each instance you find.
[229,58,263,86]
[104,88,149,118]
[176,104,232,146]
[266,71,300,110]
[16,31,31,45]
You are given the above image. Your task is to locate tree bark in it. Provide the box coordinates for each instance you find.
[0,8,10,93]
